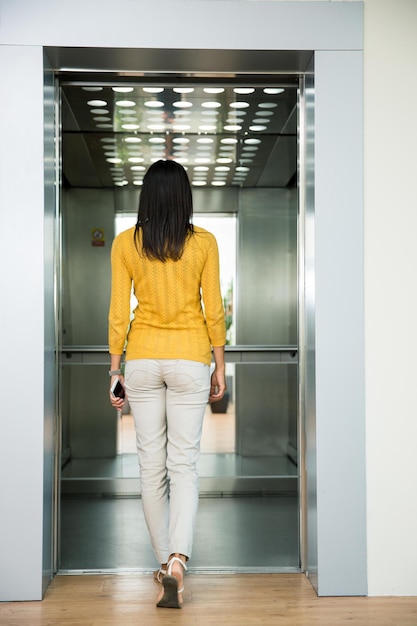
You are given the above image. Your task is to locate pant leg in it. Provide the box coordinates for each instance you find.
[124,359,169,564]
[162,360,210,559]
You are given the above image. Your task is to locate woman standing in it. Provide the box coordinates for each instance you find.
[108,159,226,608]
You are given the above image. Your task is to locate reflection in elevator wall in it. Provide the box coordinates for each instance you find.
[236,188,298,459]
[61,187,298,474]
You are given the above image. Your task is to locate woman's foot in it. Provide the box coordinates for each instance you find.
[156,553,187,609]
[153,564,167,584]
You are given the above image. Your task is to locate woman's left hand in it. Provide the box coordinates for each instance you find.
[209,368,226,403]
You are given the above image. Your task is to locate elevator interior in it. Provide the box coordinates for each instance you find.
[59,75,300,572]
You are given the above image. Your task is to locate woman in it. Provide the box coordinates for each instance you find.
[108,159,226,609]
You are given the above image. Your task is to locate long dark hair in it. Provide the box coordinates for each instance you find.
[134,159,194,261]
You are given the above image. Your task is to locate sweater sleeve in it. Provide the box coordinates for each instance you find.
[200,233,226,347]
[108,234,133,355]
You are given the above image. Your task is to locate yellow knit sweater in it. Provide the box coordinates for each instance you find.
[108,226,226,365]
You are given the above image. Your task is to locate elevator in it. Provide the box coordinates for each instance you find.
[56,62,306,573]
[0,0,368,600]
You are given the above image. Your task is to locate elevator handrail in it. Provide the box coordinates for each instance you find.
[60,345,298,364]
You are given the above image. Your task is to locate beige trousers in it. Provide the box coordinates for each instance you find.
[124,359,210,564]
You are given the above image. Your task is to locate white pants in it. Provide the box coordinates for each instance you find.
[124,359,210,564]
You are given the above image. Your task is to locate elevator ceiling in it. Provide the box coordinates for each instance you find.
[62,78,298,190]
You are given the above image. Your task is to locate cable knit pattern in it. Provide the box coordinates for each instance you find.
[109,226,226,365]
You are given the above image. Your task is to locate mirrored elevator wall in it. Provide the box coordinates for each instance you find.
[61,184,297,471]
[61,188,116,463]
[236,188,297,461]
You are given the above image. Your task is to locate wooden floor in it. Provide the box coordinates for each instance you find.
[1,574,416,626]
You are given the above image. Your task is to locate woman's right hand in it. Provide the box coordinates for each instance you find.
[109,376,125,411]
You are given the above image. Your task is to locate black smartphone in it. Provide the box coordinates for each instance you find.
[110,378,125,399]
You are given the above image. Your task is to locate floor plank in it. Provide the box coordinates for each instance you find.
[1,574,416,626]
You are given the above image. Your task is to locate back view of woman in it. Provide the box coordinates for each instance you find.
[108,159,226,609]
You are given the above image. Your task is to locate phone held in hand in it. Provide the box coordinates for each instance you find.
[110,378,125,399]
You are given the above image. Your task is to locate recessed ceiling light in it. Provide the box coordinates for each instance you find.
[94,116,111,122]
[224,125,242,132]
[90,108,110,115]
[96,124,113,128]
[202,102,221,109]
[236,166,250,172]
[252,118,270,124]
[258,102,278,109]
[112,87,134,93]
[148,137,165,144]
[133,180,143,185]
[242,146,259,152]
[120,117,137,123]
[263,88,285,95]
[173,137,190,144]
[173,124,191,131]
[145,101,164,108]
[128,157,144,163]
[230,102,249,109]
[106,157,123,164]
[217,157,233,164]
[173,87,195,94]
[244,138,262,145]
[212,181,226,186]
[195,157,211,164]
[203,88,225,94]
[221,138,238,144]
[87,99,107,107]
[82,86,103,92]
[101,137,116,143]
[115,100,136,107]
[249,125,267,132]
[122,124,140,130]
[234,88,255,94]
[194,166,209,171]
[131,165,145,171]
[173,101,193,109]
[197,138,214,144]
[215,166,230,172]
[125,137,142,143]
[192,181,207,186]
[143,87,164,93]
[199,125,216,131]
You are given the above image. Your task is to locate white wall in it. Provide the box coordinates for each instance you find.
[0,45,46,600]
[364,0,417,596]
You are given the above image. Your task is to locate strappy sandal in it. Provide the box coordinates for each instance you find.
[153,566,166,584]
[156,555,187,609]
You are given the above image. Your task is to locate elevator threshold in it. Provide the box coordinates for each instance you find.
[61,476,297,496]
[58,566,302,576]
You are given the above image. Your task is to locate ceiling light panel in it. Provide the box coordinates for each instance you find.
[62,82,298,189]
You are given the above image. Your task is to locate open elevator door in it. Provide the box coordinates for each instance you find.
[58,70,302,573]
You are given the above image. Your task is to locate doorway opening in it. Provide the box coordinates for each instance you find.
[58,72,303,573]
